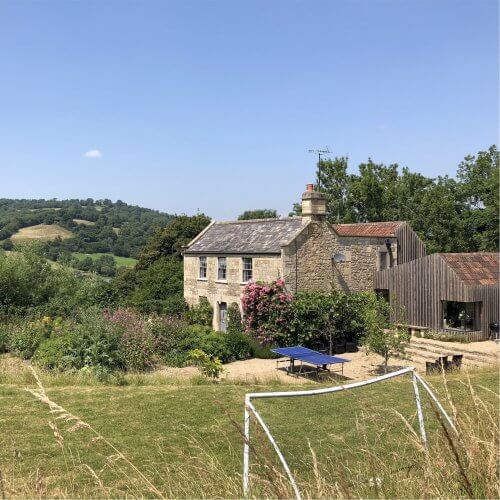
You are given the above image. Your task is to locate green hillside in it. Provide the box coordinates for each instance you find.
[0,198,175,276]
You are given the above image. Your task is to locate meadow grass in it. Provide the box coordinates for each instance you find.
[10,224,72,241]
[0,356,497,498]
[71,252,138,267]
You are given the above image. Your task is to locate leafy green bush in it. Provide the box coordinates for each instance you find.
[188,349,223,380]
[34,331,76,370]
[227,303,244,335]
[147,316,187,358]
[248,338,278,359]
[224,331,251,361]
[0,323,9,353]
[70,308,124,371]
[185,297,213,327]
[8,318,52,359]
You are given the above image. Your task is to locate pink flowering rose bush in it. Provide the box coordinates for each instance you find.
[241,279,293,345]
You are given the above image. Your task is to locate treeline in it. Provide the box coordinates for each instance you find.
[292,145,499,253]
[0,198,174,258]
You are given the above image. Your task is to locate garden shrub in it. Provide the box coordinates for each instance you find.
[70,308,124,371]
[8,317,52,359]
[105,308,156,371]
[223,331,251,361]
[34,331,76,370]
[242,279,292,341]
[185,297,213,327]
[227,303,244,335]
[248,338,278,359]
[147,315,187,358]
[242,279,390,349]
[188,349,223,379]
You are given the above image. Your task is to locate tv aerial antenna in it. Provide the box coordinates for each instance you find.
[308,147,331,189]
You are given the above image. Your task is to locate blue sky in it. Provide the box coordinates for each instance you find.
[0,0,498,219]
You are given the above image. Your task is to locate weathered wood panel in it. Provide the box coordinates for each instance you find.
[374,253,499,340]
[395,223,427,264]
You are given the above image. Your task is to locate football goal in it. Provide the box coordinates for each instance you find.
[243,366,457,499]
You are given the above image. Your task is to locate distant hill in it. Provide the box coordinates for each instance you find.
[0,199,175,274]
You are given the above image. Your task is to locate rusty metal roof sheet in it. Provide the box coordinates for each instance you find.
[332,221,404,237]
[439,253,499,286]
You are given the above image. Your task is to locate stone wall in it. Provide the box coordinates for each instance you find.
[282,221,398,294]
[183,254,282,330]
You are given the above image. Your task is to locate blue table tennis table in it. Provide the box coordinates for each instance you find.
[270,346,350,377]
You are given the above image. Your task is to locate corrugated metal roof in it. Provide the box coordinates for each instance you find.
[185,218,305,254]
[439,253,499,286]
[332,221,404,237]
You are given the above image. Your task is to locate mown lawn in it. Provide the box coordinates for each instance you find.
[72,252,138,267]
[0,358,497,498]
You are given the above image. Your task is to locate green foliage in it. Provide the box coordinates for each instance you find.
[113,214,210,315]
[227,303,244,335]
[362,297,410,373]
[186,297,213,327]
[34,331,76,370]
[188,349,224,379]
[119,327,156,371]
[0,197,174,259]
[0,247,113,317]
[70,308,124,371]
[238,209,278,220]
[137,214,211,269]
[8,319,51,359]
[248,338,278,359]
[243,281,377,348]
[126,256,186,314]
[302,146,499,252]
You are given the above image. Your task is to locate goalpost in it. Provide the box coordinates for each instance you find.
[243,366,457,499]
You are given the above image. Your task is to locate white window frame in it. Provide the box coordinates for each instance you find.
[242,257,253,282]
[218,257,227,281]
[199,256,207,279]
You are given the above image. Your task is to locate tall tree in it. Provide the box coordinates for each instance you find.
[238,209,278,220]
[457,145,499,251]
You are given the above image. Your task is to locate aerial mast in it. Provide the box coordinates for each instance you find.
[308,147,331,189]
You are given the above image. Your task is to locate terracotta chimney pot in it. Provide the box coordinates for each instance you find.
[306,183,314,192]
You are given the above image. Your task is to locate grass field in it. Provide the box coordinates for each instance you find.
[72,252,138,267]
[10,224,73,241]
[0,356,497,499]
[73,219,96,226]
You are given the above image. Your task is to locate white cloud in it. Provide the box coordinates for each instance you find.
[84,149,102,158]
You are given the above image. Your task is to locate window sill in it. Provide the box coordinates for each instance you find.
[197,278,208,282]
[215,280,228,284]
[240,282,251,286]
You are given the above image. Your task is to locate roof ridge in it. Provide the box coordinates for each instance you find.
[215,217,301,225]
[333,221,404,226]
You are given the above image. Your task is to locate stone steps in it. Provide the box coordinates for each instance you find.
[402,347,488,368]
[402,339,497,367]
[410,338,498,361]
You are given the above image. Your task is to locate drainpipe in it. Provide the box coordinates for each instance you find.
[385,238,394,268]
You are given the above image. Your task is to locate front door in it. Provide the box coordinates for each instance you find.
[219,302,228,333]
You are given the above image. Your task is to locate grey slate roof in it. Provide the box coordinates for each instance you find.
[185,218,305,254]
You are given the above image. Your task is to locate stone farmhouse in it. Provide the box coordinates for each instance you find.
[184,184,499,339]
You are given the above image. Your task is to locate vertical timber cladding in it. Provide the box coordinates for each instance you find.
[378,253,498,339]
[395,223,427,264]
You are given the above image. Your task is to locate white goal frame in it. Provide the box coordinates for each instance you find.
[243,366,457,499]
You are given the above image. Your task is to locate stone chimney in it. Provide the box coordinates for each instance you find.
[301,184,326,222]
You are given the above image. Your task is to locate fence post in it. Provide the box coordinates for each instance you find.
[243,397,250,497]
[412,370,427,448]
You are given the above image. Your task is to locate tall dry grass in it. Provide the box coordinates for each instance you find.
[2,364,498,499]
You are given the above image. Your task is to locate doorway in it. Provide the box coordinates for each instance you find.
[219,302,228,333]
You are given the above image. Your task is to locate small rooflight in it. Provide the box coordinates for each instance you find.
[332,253,346,263]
